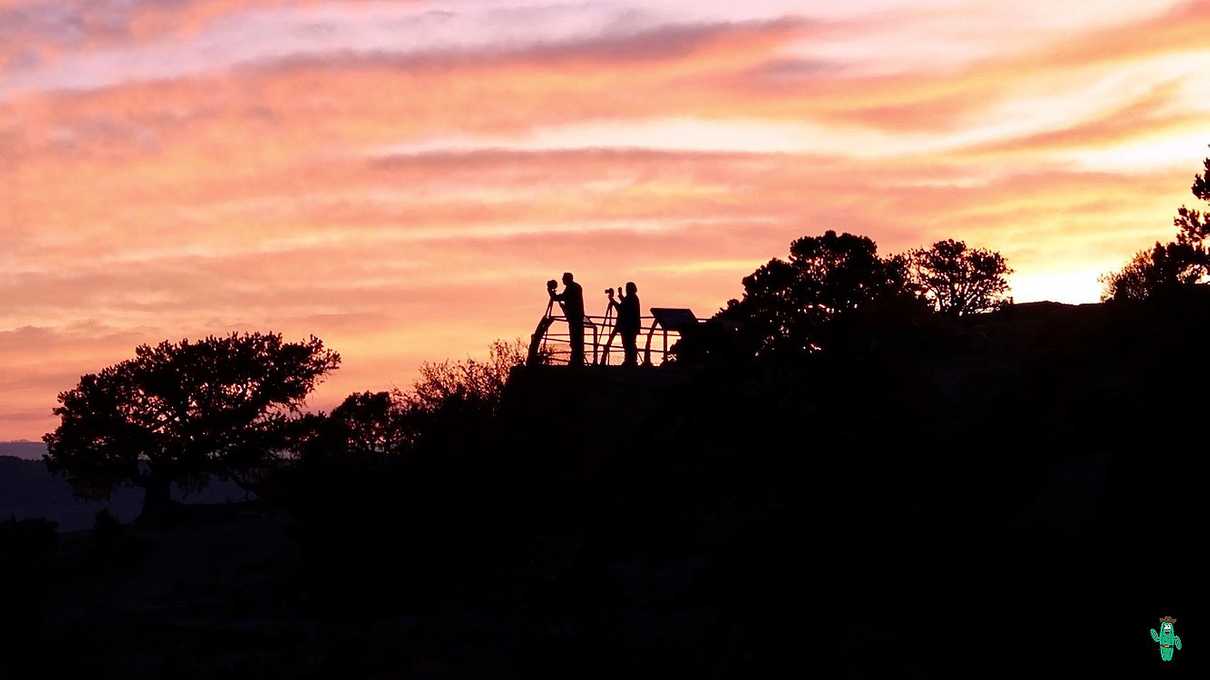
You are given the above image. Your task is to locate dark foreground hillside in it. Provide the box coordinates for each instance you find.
[4,295,1207,679]
[0,453,252,531]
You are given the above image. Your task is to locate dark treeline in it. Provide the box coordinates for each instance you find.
[6,155,1210,679]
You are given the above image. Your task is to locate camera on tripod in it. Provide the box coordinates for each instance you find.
[605,287,615,296]
[547,279,558,293]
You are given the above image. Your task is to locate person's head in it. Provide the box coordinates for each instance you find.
[626,281,637,295]
[562,272,574,285]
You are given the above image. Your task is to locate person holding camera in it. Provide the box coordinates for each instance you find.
[608,281,641,366]
[549,272,586,366]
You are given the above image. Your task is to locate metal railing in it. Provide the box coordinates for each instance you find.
[527,301,697,367]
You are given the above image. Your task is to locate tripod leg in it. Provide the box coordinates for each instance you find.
[528,303,556,366]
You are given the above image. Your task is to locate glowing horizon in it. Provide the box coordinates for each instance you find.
[3,0,1210,439]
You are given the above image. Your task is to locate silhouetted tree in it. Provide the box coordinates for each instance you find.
[43,332,340,519]
[908,239,1012,316]
[676,231,917,360]
[297,391,414,463]
[1175,152,1210,252]
[1102,150,1210,301]
[1100,241,1203,303]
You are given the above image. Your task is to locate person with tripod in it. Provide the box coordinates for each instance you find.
[608,281,641,366]
[549,272,586,366]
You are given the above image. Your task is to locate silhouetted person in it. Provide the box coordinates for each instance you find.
[610,281,641,366]
[550,272,585,365]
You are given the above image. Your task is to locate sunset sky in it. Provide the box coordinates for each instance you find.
[3,0,1210,440]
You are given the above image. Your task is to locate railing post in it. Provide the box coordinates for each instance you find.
[643,323,657,366]
[591,322,599,366]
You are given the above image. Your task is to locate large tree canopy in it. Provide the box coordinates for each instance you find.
[677,230,919,361]
[43,332,340,517]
